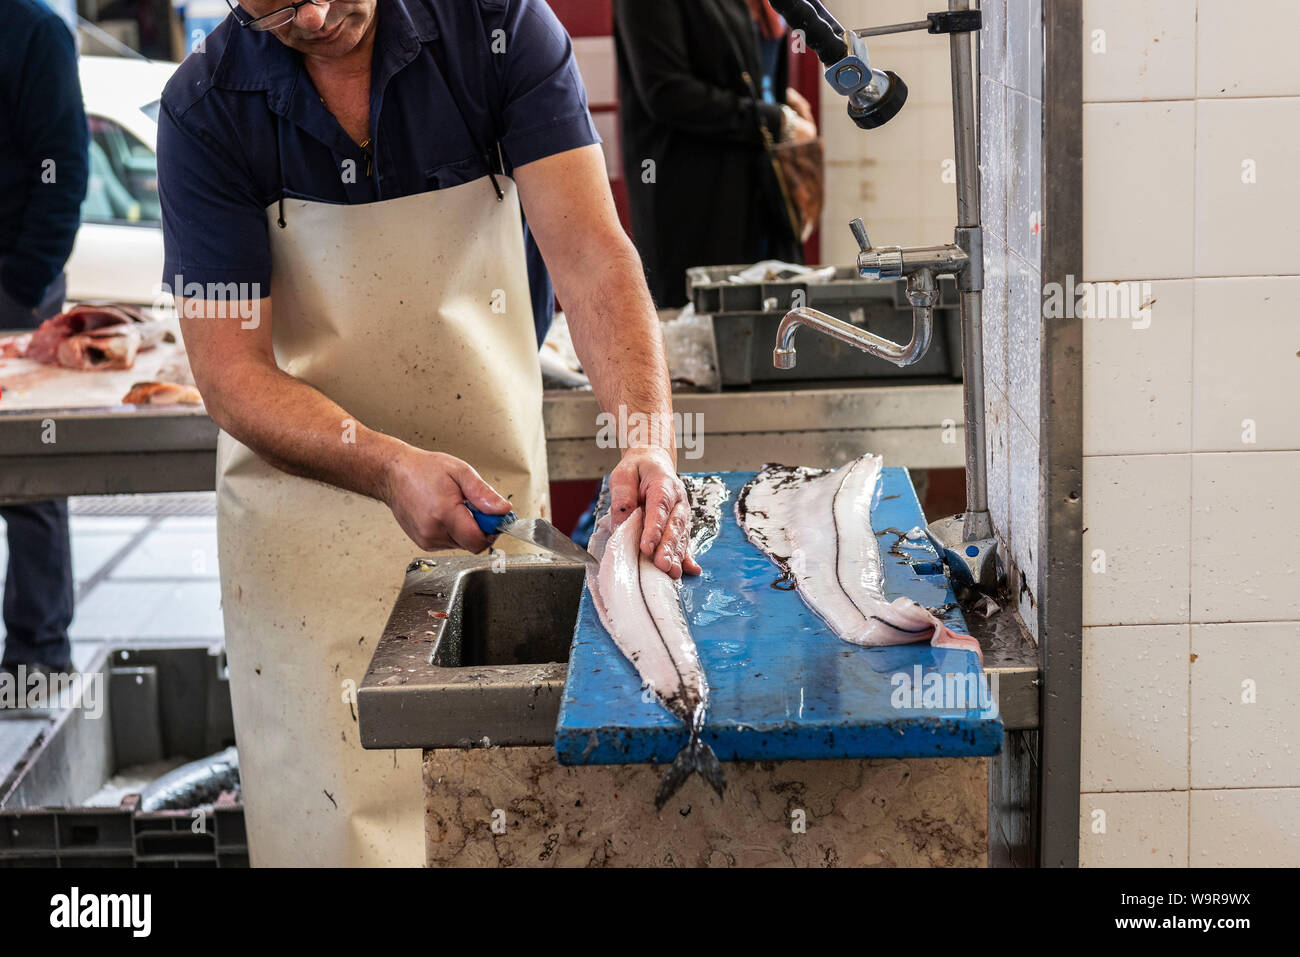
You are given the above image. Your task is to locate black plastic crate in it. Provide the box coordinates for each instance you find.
[0,795,246,868]
[687,264,964,386]
[0,646,247,867]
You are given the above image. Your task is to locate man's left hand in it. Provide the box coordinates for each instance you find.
[608,446,701,580]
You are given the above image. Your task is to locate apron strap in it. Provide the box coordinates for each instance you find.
[428,36,505,202]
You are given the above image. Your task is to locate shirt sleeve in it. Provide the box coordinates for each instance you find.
[157,99,271,301]
[486,0,601,169]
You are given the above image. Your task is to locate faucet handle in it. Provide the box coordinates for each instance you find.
[849,217,872,253]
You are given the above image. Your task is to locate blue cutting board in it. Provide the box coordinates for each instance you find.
[554,469,1003,764]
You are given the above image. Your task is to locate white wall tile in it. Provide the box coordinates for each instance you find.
[1192,622,1300,789]
[980,0,1007,86]
[1197,0,1300,99]
[820,5,955,264]
[1007,90,1042,268]
[1082,0,1196,103]
[1006,0,1043,100]
[1195,98,1300,278]
[982,234,1009,394]
[1083,279,1192,455]
[1083,454,1191,626]
[1191,788,1300,866]
[1009,406,1040,601]
[979,75,1009,246]
[1007,251,1041,442]
[985,381,1011,563]
[1082,101,1194,281]
[1191,452,1300,623]
[1082,624,1190,792]
[1193,278,1300,452]
[1079,790,1188,867]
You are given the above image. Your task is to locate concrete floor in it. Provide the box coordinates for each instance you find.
[0,493,221,792]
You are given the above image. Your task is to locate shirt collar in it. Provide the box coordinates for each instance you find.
[211,0,438,98]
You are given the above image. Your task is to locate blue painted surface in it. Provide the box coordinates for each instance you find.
[555,469,1004,765]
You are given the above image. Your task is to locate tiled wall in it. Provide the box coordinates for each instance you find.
[978,0,1043,641]
[1076,0,1300,867]
[820,0,958,264]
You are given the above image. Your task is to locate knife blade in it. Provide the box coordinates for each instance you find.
[465,504,599,570]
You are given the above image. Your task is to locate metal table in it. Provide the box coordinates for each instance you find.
[0,381,963,504]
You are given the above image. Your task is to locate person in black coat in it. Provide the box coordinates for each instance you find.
[614,0,817,308]
[0,0,88,689]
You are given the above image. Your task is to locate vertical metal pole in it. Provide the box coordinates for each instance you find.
[949,0,993,540]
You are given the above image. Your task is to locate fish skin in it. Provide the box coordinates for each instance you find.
[737,456,984,663]
[588,505,725,808]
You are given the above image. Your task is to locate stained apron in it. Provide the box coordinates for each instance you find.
[216,175,549,866]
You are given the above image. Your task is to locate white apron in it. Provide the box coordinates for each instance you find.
[216,175,549,866]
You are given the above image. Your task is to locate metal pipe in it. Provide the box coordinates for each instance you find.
[949,0,980,229]
[959,290,993,539]
[858,243,967,281]
[948,0,991,537]
[774,303,933,369]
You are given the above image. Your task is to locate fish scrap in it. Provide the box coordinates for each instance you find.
[736,455,983,662]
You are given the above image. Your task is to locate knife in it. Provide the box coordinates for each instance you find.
[466,504,599,570]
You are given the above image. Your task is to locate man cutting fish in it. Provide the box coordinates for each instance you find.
[158,0,699,866]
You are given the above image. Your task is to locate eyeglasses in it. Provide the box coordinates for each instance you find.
[225,0,331,32]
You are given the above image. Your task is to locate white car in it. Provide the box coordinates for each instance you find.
[65,56,177,304]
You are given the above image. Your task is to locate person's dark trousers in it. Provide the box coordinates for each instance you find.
[1,500,74,670]
[0,269,73,671]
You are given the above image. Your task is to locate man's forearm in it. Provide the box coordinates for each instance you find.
[201,355,408,501]
[560,236,677,461]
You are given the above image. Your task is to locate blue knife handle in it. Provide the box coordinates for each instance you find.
[465,504,517,535]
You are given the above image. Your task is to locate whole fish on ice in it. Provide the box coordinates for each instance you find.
[587,500,725,809]
[737,455,982,662]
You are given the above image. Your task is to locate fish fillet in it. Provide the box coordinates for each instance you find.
[587,504,725,808]
[737,456,983,662]
[122,381,204,406]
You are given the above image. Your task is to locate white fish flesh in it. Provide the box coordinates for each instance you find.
[679,473,729,557]
[736,455,983,662]
[588,504,725,808]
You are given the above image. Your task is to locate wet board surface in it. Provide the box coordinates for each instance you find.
[555,468,1003,765]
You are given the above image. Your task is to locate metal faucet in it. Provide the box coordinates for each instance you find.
[767,0,998,589]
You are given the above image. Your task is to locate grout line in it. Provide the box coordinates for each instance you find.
[1082,784,1300,795]
[1085,619,1299,628]
[1082,274,1300,282]
[1084,93,1300,105]
[1082,449,1300,459]
[1188,1,1199,869]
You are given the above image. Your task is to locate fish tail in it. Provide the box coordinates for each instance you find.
[654,733,727,811]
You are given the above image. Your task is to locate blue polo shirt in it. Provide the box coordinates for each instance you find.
[157,0,599,345]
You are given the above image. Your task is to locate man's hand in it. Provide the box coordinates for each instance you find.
[381,447,512,553]
[608,447,701,580]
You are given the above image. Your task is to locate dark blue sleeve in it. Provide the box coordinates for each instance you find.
[0,16,88,308]
[488,0,600,168]
[157,100,271,300]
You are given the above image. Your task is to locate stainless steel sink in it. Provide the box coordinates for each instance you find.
[358,555,585,750]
